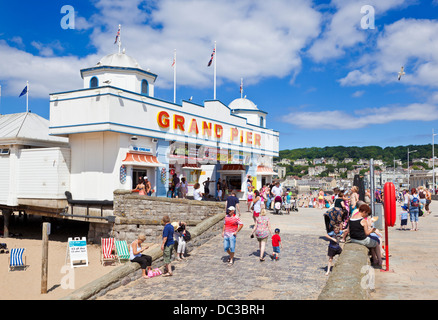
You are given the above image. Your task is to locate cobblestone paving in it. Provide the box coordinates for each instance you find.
[100,210,330,300]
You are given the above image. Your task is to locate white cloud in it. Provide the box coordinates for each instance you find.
[339,18,438,87]
[307,0,410,62]
[0,0,324,97]
[282,102,438,129]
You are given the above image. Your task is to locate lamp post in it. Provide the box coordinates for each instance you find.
[407,148,417,191]
[393,158,400,187]
[433,129,437,194]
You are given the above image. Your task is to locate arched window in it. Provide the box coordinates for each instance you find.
[90,77,98,88]
[260,116,264,127]
[141,79,148,96]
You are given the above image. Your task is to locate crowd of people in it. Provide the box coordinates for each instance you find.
[130,173,433,279]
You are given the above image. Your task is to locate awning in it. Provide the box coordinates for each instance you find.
[122,152,163,167]
[182,163,202,170]
[257,165,278,176]
[218,164,246,173]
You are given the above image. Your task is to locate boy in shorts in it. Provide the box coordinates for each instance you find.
[325,224,343,275]
[271,228,282,260]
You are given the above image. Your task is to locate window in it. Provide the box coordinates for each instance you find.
[90,77,98,88]
[260,116,264,127]
[141,79,148,96]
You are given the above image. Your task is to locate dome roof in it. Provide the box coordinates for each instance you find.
[229,97,258,111]
[97,52,142,69]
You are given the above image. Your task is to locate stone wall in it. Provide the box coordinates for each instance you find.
[112,190,226,244]
[318,242,371,300]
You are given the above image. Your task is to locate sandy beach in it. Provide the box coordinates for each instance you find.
[0,215,120,300]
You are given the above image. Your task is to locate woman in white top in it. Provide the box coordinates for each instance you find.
[130,234,152,279]
[180,177,188,199]
[193,182,203,201]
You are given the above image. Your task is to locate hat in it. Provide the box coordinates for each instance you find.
[144,176,148,180]
[274,228,280,233]
[401,205,408,210]
[228,206,235,211]
[171,222,179,230]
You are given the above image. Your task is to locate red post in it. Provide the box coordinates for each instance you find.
[382,182,395,272]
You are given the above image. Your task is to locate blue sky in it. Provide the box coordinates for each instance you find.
[1,0,438,150]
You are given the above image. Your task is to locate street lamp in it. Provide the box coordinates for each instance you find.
[407,148,417,191]
[432,129,438,194]
[393,158,400,187]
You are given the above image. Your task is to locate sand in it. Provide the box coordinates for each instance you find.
[0,215,119,300]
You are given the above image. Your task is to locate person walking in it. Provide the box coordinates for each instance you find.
[252,190,262,224]
[222,206,244,266]
[409,188,420,231]
[250,208,273,261]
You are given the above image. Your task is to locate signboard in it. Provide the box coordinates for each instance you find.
[66,237,88,268]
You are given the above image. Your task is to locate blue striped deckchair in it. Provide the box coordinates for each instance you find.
[115,240,130,263]
[9,248,26,271]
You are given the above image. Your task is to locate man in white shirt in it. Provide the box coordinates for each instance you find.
[272,182,283,198]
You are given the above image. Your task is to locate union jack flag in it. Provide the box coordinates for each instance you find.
[114,25,120,44]
[207,48,215,67]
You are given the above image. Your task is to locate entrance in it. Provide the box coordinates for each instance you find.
[132,169,147,189]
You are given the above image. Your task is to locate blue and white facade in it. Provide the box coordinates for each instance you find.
[49,51,279,200]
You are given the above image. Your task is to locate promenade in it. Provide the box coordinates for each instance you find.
[97,200,438,301]
[370,200,438,300]
[99,206,331,300]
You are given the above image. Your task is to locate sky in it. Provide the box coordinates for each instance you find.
[1,0,438,150]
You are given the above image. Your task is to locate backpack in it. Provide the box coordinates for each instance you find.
[183,230,191,242]
[410,195,419,207]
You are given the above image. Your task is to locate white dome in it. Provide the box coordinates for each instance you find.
[97,52,141,69]
[229,98,258,111]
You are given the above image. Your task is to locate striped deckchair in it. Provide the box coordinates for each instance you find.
[9,248,26,271]
[100,238,118,266]
[115,240,130,263]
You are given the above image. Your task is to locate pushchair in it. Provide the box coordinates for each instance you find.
[273,196,283,215]
[291,199,299,212]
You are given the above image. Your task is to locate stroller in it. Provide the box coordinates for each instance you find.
[291,199,299,212]
[273,196,283,215]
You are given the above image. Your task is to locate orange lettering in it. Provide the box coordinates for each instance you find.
[202,121,212,136]
[214,124,223,139]
[188,118,199,134]
[246,132,253,144]
[254,133,261,147]
[230,128,238,141]
[173,114,185,131]
[157,111,170,128]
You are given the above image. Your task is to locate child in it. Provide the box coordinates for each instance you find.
[174,221,187,261]
[271,228,282,260]
[325,224,343,276]
[247,189,253,212]
[400,205,409,230]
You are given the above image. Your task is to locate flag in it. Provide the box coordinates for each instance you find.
[240,79,243,94]
[114,25,121,44]
[19,85,27,97]
[207,48,215,67]
[171,57,175,67]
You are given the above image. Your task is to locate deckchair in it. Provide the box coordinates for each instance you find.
[115,240,130,263]
[8,248,26,271]
[100,238,118,266]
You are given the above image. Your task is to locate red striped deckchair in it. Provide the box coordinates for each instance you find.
[100,238,118,266]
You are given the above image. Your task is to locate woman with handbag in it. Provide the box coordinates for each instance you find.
[250,209,273,261]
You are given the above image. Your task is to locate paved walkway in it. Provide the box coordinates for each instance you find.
[99,206,331,300]
[370,200,438,300]
[98,200,438,300]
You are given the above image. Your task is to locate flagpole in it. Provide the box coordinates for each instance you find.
[173,49,177,104]
[214,41,217,100]
[26,81,29,113]
[118,24,122,54]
